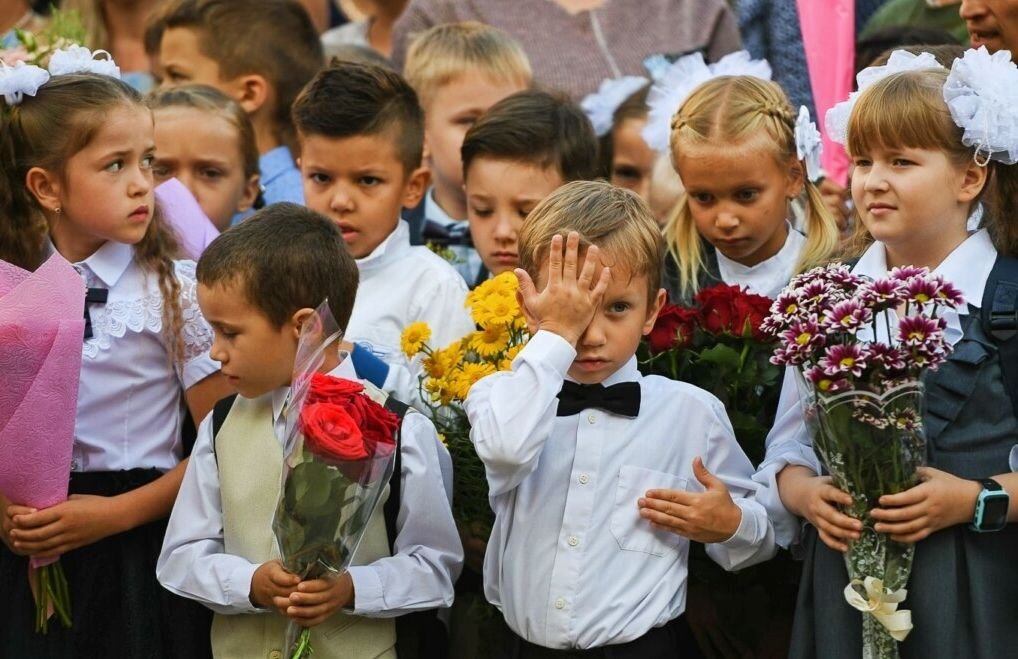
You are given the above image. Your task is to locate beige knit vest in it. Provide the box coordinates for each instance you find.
[211,392,397,659]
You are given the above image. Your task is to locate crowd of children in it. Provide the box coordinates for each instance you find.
[1,1,1017,658]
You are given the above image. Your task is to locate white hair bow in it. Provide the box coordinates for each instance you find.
[0,61,51,106]
[47,45,121,79]
[944,46,1018,166]
[580,75,648,137]
[824,50,944,146]
[641,50,772,154]
[795,106,823,182]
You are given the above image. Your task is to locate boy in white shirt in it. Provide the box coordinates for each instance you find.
[465,181,776,656]
[157,204,462,659]
[293,60,474,362]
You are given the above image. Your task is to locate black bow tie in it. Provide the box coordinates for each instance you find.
[422,220,473,247]
[556,381,641,418]
[84,287,108,340]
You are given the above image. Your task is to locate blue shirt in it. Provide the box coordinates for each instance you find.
[259,145,304,206]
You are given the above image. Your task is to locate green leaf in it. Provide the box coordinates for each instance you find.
[696,344,742,369]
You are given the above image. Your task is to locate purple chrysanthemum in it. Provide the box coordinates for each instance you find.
[805,365,851,394]
[897,316,943,347]
[860,278,905,310]
[822,299,873,334]
[889,265,928,282]
[819,343,868,377]
[866,342,908,372]
[777,317,826,363]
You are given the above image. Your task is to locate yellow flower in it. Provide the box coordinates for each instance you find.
[448,361,497,401]
[423,341,460,379]
[469,326,510,359]
[474,292,519,329]
[400,321,431,357]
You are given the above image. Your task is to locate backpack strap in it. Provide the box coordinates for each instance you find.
[980,254,1018,420]
[210,393,239,465]
[382,395,411,553]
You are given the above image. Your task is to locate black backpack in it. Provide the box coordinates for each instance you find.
[210,393,449,659]
[980,254,1018,419]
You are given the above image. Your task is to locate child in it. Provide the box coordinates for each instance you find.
[157,203,462,658]
[665,76,840,304]
[292,60,474,359]
[465,180,776,655]
[149,84,261,231]
[460,89,600,283]
[581,77,656,202]
[763,50,1018,657]
[402,21,532,282]
[0,64,231,656]
[154,0,324,208]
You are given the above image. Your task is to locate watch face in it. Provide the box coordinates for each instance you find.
[983,493,1010,530]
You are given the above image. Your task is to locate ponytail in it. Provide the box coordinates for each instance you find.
[798,180,841,272]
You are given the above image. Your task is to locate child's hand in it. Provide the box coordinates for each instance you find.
[279,572,354,627]
[870,467,981,543]
[778,466,861,552]
[515,232,611,346]
[1,498,36,556]
[637,458,743,544]
[6,494,125,558]
[250,560,300,612]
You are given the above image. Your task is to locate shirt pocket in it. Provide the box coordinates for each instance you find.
[609,465,689,557]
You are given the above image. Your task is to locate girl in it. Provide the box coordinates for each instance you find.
[581,76,656,202]
[149,84,261,230]
[766,50,1018,657]
[664,76,840,304]
[0,63,231,656]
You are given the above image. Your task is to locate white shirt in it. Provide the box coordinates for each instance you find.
[715,224,805,299]
[424,188,484,286]
[346,220,474,361]
[69,240,218,472]
[157,357,464,616]
[756,229,998,548]
[464,330,775,649]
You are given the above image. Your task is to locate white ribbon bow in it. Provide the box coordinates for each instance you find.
[795,105,823,182]
[580,75,648,137]
[843,577,914,642]
[943,46,1018,166]
[47,45,121,79]
[0,61,50,106]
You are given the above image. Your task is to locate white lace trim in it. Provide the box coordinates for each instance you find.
[83,260,214,370]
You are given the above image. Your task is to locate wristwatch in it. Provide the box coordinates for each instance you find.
[970,478,1009,532]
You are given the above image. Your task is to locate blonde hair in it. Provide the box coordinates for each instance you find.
[519,180,663,302]
[403,21,532,108]
[844,67,1018,258]
[666,76,840,299]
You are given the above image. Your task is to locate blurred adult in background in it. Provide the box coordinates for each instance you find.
[321,0,407,59]
[960,0,1018,53]
[1,0,47,50]
[391,0,741,99]
[62,0,166,91]
[861,0,968,45]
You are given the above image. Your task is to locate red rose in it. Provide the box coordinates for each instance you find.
[307,373,364,404]
[300,402,369,461]
[345,395,399,453]
[647,304,699,353]
[694,285,739,335]
[732,292,774,340]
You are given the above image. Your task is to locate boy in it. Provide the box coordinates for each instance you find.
[402,21,532,282]
[461,89,599,284]
[465,181,775,656]
[157,204,462,659]
[292,61,474,360]
[154,0,323,207]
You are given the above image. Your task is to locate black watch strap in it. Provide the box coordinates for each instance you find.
[980,478,1004,492]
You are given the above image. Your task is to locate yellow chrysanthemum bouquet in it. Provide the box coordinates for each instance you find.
[401,272,529,536]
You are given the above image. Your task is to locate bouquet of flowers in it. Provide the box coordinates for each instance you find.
[0,9,86,67]
[272,304,399,659]
[765,263,963,659]
[0,255,85,633]
[641,284,780,465]
[400,271,529,539]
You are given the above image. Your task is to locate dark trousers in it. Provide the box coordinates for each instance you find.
[510,615,701,659]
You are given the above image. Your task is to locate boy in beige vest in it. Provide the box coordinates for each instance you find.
[157,204,463,659]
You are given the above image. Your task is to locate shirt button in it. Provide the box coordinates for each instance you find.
[587,413,597,424]
[268,652,283,659]
[578,473,590,485]
[567,536,579,547]
[554,598,566,609]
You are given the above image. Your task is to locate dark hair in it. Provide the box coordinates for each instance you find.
[855,27,959,76]
[158,0,324,151]
[461,89,600,183]
[0,73,188,361]
[597,84,650,180]
[292,60,424,173]
[196,203,359,328]
[867,43,966,70]
[148,84,260,181]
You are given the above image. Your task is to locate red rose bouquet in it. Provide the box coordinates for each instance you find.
[641,284,780,464]
[271,304,399,659]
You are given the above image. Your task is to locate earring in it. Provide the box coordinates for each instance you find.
[54,206,62,214]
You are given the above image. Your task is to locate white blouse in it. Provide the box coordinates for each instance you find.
[69,240,218,472]
[715,224,806,299]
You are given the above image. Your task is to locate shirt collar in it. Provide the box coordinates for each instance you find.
[356,219,411,274]
[853,229,997,312]
[259,146,297,186]
[272,352,359,426]
[76,240,135,288]
[424,187,465,227]
[715,223,804,296]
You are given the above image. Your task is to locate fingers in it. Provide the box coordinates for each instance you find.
[816,527,850,553]
[817,479,854,507]
[561,232,579,283]
[576,243,599,290]
[514,268,537,301]
[267,563,300,588]
[870,502,926,523]
[6,505,36,519]
[642,489,696,506]
[877,485,926,508]
[692,457,724,491]
[873,515,931,538]
[11,507,60,529]
[589,266,611,303]
[547,234,564,287]
[9,521,63,543]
